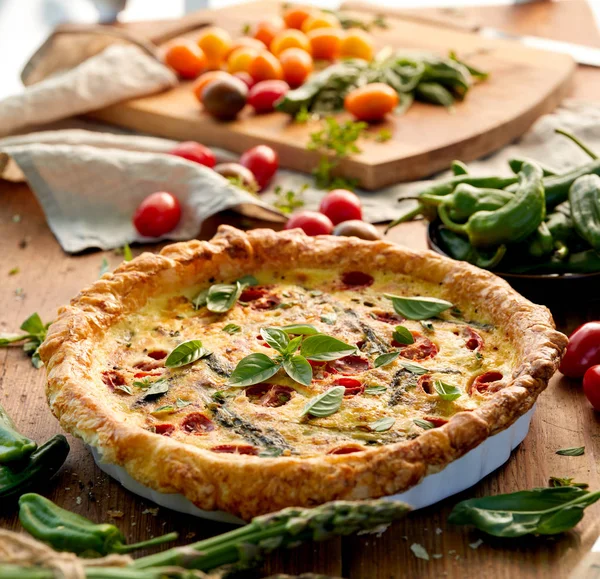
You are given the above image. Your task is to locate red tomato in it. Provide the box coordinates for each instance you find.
[233,71,255,88]
[284,210,333,236]
[247,80,289,113]
[169,141,216,168]
[239,145,279,190]
[560,322,600,378]
[319,189,362,224]
[133,192,182,238]
[583,365,600,410]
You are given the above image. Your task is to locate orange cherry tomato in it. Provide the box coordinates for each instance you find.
[308,28,345,60]
[278,47,313,87]
[197,27,232,69]
[163,42,206,79]
[301,12,341,34]
[270,29,312,57]
[283,6,315,30]
[339,29,374,61]
[254,16,285,48]
[248,51,284,82]
[227,46,260,74]
[344,83,398,122]
[192,71,233,103]
[226,37,266,57]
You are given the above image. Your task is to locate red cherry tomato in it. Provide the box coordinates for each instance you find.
[133,192,182,238]
[319,189,362,225]
[284,210,333,236]
[247,80,289,113]
[169,141,216,168]
[239,145,279,190]
[559,321,600,378]
[233,71,255,89]
[583,365,600,410]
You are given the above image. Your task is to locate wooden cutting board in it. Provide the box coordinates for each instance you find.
[88,0,575,190]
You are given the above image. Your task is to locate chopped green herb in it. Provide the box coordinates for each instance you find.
[151,405,175,415]
[320,312,337,325]
[402,362,429,375]
[549,477,589,489]
[176,398,192,408]
[259,447,284,458]
[556,446,585,456]
[273,184,307,214]
[222,323,241,334]
[8,267,19,276]
[227,175,258,195]
[375,129,392,143]
[413,418,435,430]
[241,23,251,35]
[384,294,453,320]
[123,244,133,262]
[115,384,133,395]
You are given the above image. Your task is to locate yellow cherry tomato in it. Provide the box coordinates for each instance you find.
[344,83,398,122]
[227,46,261,74]
[197,27,232,69]
[301,12,341,34]
[339,29,374,61]
[254,16,285,48]
[270,29,312,57]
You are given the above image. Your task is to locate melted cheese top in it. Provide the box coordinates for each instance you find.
[95,268,517,458]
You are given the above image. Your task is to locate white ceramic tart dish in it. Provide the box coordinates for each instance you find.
[40,226,567,521]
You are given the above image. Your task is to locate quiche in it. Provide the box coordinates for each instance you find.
[40,226,567,519]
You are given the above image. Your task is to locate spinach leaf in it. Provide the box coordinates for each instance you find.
[434,380,461,402]
[301,386,345,418]
[165,340,210,368]
[283,355,313,386]
[229,353,281,387]
[448,487,600,537]
[207,282,243,313]
[374,351,400,368]
[384,294,453,320]
[300,334,356,361]
[392,325,414,345]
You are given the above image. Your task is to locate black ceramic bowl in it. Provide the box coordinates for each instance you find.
[427,221,600,304]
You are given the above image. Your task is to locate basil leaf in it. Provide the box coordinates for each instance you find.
[286,335,303,355]
[402,362,429,375]
[365,385,387,395]
[20,313,45,335]
[281,324,319,336]
[301,386,345,418]
[229,353,281,387]
[237,275,258,287]
[260,327,290,354]
[320,312,337,325]
[151,405,175,415]
[414,418,435,430]
[283,355,313,386]
[300,334,356,361]
[392,325,414,345]
[369,417,395,432]
[176,398,192,408]
[384,294,453,320]
[165,340,210,368]
[116,385,133,395]
[434,380,461,402]
[374,351,400,368]
[207,282,243,313]
[556,446,585,456]
[141,379,169,400]
[192,288,209,310]
[448,487,600,537]
[222,323,241,334]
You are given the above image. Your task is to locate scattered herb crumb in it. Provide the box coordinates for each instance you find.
[142,507,159,516]
[273,184,307,214]
[410,543,430,561]
[12,214,21,223]
[8,267,19,276]
[241,23,251,35]
[123,243,133,262]
[375,128,392,143]
[549,476,589,489]
[99,257,110,277]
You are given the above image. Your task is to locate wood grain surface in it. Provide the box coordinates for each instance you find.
[88,0,575,190]
[1,2,600,578]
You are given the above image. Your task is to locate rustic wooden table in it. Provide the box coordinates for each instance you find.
[1,1,600,578]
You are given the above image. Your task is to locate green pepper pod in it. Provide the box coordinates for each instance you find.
[451,160,469,176]
[508,157,557,177]
[546,208,574,243]
[438,228,506,269]
[439,162,545,248]
[569,174,600,251]
[0,435,69,500]
[413,175,519,200]
[19,493,178,556]
[506,249,600,274]
[526,222,554,258]
[0,403,36,464]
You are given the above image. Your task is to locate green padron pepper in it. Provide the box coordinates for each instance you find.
[0,403,36,463]
[414,175,519,200]
[19,493,178,556]
[439,161,545,248]
[438,227,506,269]
[508,157,557,177]
[527,222,554,258]
[507,249,600,274]
[569,174,600,251]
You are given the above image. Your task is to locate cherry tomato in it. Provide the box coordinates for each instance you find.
[301,12,341,34]
[248,52,284,82]
[345,83,399,122]
[240,145,279,190]
[270,29,312,57]
[283,6,315,30]
[308,28,345,60]
[226,37,266,57]
[227,46,260,74]
[559,322,600,378]
[133,192,182,238]
[192,71,232,103]
[169,141,216,168]
[285,211,333,236]
[339,28,374,61]
[583,365,600,410]
[247,79,289,113]
[279,47,313,87]
[319,189,362,224]
[333,220,381,240]
[163,42,206,79]
[197,27,232,69]
[254,16,285,48]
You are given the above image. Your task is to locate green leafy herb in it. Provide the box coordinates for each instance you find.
[294,106,315,123]
[283,355,313,386]
[260,327,290,353]
[448,486,600,537]
[176,398,192,408]
[434,380,461,402]
[133,377,153,389]
[365,385,387,395]
[300,334,356,361]
[229,353,281,387]
[141,379,169,399]
[285,335,303,355]
[392,325,414,345]
[320,312,337,325]
[281,323,319,336]
[165,340,210,368]
[116,384,133,395]
[122,244,133,261]
[0,313,51,368]
[402,362,429,375]
[258,447,284,458]
[375,129,392,143]
[151,405,175,415]
[413,418,435,430]
[8,267,19,276]
[222,323,241,334]
[556,446,585,456]
[549,477,589,489]
[384,294,453,320]
[273,184,307,214]
[420,320,435,333]
[227,175,259,195]
[207,282,243,313]
[301,386,345,418]
[192,288,209,310]
[369,417,395,432]
[374,352,400,368]
[241,23,251,35]
[237,275,259,287]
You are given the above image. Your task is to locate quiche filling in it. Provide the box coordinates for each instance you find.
[97,268,517,458]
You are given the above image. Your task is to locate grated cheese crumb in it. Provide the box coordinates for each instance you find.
[469,539,484,550]
[435,527,443,535]
[142,508,159,516]
[75,496,82,505]
[410,543,430,561]
[107,510,124,519]
[433,554,443,559]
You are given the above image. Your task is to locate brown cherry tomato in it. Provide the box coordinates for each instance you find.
[214,163,258,191]
[333,220,381,240]
[279,47,313,87]
[344,83,399,122]
[164,42,206,79]
[192,71,233,103]
[201,78,248,120]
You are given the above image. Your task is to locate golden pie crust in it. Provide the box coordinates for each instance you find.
[40,226,567,519]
